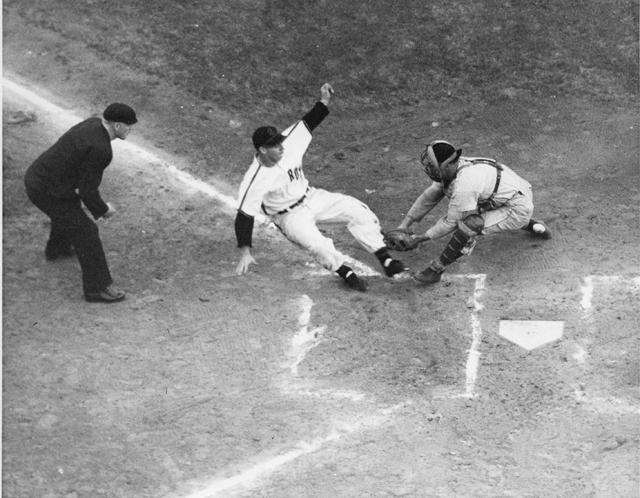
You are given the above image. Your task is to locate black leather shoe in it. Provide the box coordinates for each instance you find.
[383,258,407,277]
[413,268,443,284]
[85,285,126,303]
[345,274,368,292]
[524,219,552,240]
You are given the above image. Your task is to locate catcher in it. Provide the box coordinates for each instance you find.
[384,140,551,284]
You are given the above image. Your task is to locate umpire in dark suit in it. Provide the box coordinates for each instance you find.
[24,103,137,303]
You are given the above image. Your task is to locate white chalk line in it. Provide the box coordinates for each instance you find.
[580,275,640,313]
[574,388,640,415]
[178,400,409,498]
[179,431,341,498]
[463,274,486,398]
[578,275,640,413]
[431,274,486,399]
[284,295,327,376]
[281,295,365,401]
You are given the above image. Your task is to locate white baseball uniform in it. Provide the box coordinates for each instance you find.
[236,102,386,272]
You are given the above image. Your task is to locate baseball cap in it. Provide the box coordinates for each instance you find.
[252,126,285,150]
[103,103,138,125]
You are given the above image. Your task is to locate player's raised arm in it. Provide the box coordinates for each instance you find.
[302,83,334,132]
[320,83,334,106]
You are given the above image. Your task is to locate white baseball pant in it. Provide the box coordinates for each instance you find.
[272,187,385,272]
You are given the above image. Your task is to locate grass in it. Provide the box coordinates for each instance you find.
[6,0,638,116]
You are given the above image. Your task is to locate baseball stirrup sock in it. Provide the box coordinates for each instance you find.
[374,248,391,262]
[336,264,354,280]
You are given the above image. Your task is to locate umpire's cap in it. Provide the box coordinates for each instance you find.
[103,103,138,125]
[252,126,285,150]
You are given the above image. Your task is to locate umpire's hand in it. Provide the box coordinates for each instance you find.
[102,202,117,219]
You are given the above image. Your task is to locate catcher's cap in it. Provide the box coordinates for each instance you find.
[421,140,462,167]
[252,126,285,150]
[103,103,137,125]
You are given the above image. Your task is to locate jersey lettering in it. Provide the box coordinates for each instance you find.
[287,167,302,182]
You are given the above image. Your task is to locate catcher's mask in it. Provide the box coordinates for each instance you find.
[420,140,462,182]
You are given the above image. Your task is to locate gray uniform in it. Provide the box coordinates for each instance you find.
[407,157,534,240]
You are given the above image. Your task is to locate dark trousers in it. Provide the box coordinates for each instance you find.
[25,185,113,293]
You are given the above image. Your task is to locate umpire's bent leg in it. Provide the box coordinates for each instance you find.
[25,187,113,294]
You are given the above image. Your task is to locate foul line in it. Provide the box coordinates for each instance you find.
[2,77,244,218]
[180,432,341,498]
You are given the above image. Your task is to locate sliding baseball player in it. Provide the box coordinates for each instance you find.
[234,83,406,291]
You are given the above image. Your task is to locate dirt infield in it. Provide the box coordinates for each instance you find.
[3,4,639,498]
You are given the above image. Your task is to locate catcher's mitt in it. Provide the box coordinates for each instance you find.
[383,228,420,252]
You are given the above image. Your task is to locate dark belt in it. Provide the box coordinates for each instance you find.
[277,195,306,215]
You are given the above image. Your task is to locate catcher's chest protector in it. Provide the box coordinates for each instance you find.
[458,158,503,211]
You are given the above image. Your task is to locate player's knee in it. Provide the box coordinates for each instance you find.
[343,201,377,226]
[462,214,484,234]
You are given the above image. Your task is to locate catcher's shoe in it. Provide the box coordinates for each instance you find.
[413,267,443,285]
[382,258,407,277]
[345,274,368,292]
[524,219,552,239]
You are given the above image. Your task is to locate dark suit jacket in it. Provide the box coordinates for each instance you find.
[24,117,112,219]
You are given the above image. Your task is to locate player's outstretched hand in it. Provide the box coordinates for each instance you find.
[236,250,257,275]
[320,83,334,105]
[102,202,116,219]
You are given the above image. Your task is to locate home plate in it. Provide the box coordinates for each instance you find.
[499,320,564,350]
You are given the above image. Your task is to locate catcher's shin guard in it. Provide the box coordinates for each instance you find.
[432,214,484,271]
[415,215,484,285]
[413,218,484,284]
[433,215,484,269]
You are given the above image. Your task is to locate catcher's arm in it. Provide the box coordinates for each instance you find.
[410,232,430,244]
[395,183,446,241]
[401,183,445,228]
[393,214,429,243]
[397,214,417,231]
[384,216,431,252]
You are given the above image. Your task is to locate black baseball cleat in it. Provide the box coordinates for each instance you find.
[382,258,407,277]
[85,285,126,303]
[524,219,552,240]
[345,273,368,292]
[413,267,443,285]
